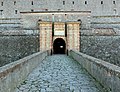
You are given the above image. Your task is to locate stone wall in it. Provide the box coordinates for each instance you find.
[80,29,120,66]
[21,12,91,29]
[91,16,120,29]
[0,50,49,92]
[0,0,120,18]
[0,18,21,28]
[80,35,120,66]
[69,50,120,92]
[0,33,39,67]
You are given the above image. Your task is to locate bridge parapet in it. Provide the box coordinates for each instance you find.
[0,50,50,92]
[69,50,120,92]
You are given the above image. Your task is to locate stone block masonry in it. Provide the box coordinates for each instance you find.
[80,28,120,67]
[0,29,39,67]
[69,50,120,92]
[0,50,49,92]
[80,35,120,66]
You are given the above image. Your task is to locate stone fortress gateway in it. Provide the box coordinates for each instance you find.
[39,21,80,54]
[1,1,120,92]
[1,0,120,63]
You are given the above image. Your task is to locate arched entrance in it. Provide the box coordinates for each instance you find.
[53,38,66,54]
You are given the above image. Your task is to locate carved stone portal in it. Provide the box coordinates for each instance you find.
[38,21,80,54]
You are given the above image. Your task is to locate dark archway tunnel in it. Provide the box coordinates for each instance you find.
[53,38,66,54]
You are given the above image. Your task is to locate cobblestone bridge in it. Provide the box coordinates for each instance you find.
[15,55,105,92]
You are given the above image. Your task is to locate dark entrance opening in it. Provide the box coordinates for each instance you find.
[53,38,66,54]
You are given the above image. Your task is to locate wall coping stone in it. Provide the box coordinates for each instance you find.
[69,50,120,92]
[0,50,49,92]
[71,50,120,75]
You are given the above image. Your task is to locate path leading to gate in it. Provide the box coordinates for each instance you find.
[15,55,105,92]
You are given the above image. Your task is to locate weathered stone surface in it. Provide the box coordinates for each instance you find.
[15,55,105,92]
[69,50,120,92]
[0,51,49,92]
[81,35,120,66]
[0,35,39,67]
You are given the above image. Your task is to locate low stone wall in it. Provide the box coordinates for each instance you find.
[0,50,49,92]
[69,50,120,92]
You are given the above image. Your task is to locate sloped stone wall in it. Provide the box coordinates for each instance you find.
[0,35,39,67]
[81,35,120,66]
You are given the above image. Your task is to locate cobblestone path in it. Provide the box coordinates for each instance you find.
[15,55,106,92]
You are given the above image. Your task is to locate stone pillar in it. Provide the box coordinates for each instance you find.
[38,21,52,51]
[67,22,80,51]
